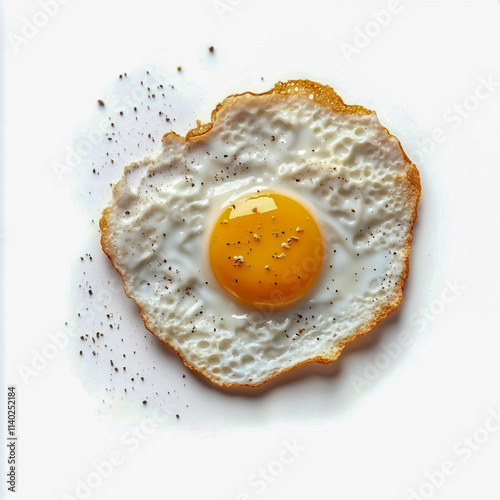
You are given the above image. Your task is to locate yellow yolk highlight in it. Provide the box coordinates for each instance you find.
[209,192,325,309]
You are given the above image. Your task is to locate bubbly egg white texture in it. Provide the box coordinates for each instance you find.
[100,81,420,387]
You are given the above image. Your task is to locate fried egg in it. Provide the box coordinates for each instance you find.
[100,80,421,387]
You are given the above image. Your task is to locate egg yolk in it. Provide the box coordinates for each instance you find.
[209,191,325,310]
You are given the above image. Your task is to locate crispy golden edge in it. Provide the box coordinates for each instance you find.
[100,79,421,389]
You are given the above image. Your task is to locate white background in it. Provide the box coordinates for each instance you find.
[2,0,500,499]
